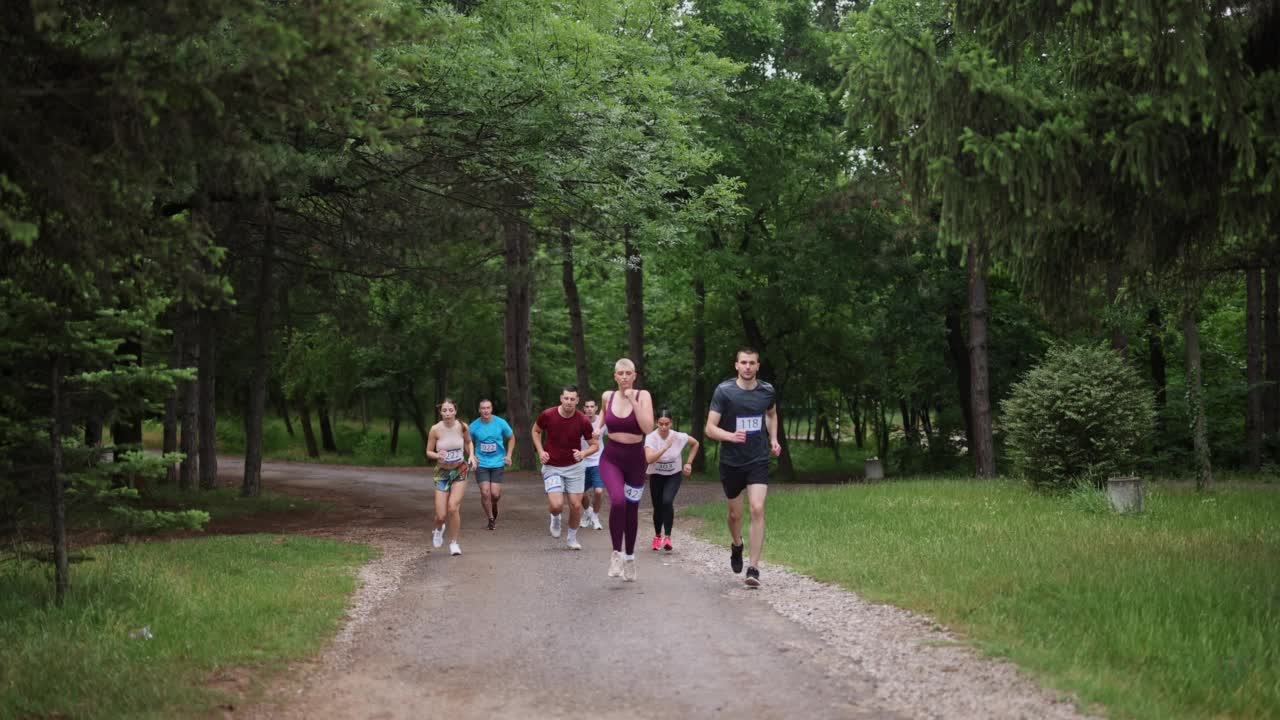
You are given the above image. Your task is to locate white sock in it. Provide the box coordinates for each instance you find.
[551,512,559,522]
[624,554,635,561]
[568,529,577,541]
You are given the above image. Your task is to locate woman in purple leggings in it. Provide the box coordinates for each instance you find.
[598,358,655,581]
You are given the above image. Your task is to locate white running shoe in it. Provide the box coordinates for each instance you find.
[449,541,462,556]
[432,527,444,548]
[579,512,591,528]
[623,558,637,582]
[607,551,624,577]
[591,510,603,531]
[567,537,582,550]
[550,514,562,538]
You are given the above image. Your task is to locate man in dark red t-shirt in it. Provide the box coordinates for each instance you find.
[531,385,599,550]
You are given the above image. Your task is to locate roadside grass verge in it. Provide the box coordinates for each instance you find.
[685,479,1280,720]
[0,534,374,719]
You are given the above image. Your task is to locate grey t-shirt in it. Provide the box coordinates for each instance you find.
[709,378,776,467]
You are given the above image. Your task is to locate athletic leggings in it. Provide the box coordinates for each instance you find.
[600,441,646,554]
[649,472,683,536]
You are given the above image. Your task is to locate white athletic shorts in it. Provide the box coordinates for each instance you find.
[541,461,586,495]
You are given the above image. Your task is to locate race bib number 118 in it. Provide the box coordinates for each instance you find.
[736,415,763,433]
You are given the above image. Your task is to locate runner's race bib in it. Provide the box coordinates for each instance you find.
[442,448,464,463]
[479,442,499,454]
[623,484,644,502]
[655,460,678,474]
[736,415,763,433]
[544,474,564,493]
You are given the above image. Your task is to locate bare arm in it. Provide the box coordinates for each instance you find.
[425,426,441,461]
[683,436,701,470]
[503,431,515,466]
[634,389,655,434]
[705,410,745,444]
[644,434,675,464]
[766,405,782,456]
[463,424,476,469]
[531,422,549,464]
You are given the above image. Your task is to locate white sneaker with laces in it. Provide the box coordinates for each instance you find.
[567,536,582,550]
[550,514,562,538]
[432,527,444,548]
[591,510,603,531]
[579,512,591,529]
[623,558,637,582]
[449,541,462,556]
[607,551,624,577]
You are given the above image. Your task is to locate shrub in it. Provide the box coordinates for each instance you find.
[1002,343,1156,493]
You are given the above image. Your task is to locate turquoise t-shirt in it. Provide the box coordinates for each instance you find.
[469,416,513,468]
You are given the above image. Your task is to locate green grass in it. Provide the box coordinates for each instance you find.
[143,417,431,468]
[0,534,374,719]
[686,479,1280,720]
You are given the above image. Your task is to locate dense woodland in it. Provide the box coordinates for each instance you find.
[3,0,1279,603]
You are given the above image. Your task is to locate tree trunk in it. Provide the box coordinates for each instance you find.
[433,363,450,423]
[49,355,69,606]
[243,214,276,497]
[624,224,645,381]
[1107,262,1129,354]
[275,387,294,436]
[388,392,401,455]
[1183,304,1214,491]
[503,215,535,469]
[402,383,430,447]
[360,392,369,432]
[847,395,864,449]
[945,305,975,455]
[1247,267,1264,470]
[179,308,199,490]
[876,398,890,462]
[561,219,592,399]
[1147,305,1168,428]
[298,396,320,458]
[1266,265,1280,448]
[111,339,144,462]
[198,309,218,490]
[317,394,337,453]
[898,397,918,447]
[690,276,708,472]
[967,236,996,477]
[163,323,181,484]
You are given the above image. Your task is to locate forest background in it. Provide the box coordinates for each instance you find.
[3,0,1279,605]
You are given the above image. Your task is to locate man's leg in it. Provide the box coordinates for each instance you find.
[548,490,564,517]
[567,492,584,530]
[490,478,503,520]
[726,493,745,547]
[746,483,769,568]
[479,479,494,520]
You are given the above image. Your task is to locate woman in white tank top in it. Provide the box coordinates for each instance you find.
[426,398,475,556]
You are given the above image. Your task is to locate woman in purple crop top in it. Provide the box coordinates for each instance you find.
[598,357,655,581]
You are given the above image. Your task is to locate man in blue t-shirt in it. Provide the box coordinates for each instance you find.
[704,347,780,589]
[469,399,515,530]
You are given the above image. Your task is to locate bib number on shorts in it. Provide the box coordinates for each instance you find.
[623,484,644,502]
[479,442,498,454]
[442,449,464,463]
[736,415,763,434]
[656,460,677,473]
[544,474,564,493]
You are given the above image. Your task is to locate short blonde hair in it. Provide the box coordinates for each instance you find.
[614,358,636,372]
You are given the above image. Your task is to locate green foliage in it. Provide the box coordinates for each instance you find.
[1003,344,1156,492]
[107,507,210,534]
[687,480,1280,720]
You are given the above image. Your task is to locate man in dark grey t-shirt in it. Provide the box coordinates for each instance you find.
[704,347,780,588]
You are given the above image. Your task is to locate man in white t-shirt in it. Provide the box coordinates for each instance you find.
[578,399,606,530]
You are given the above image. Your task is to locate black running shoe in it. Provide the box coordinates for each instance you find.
[487,517,496,531]
[745,566,762,588]
[730,542,744,574]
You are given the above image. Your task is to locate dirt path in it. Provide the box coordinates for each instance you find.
[217,458,1088,720]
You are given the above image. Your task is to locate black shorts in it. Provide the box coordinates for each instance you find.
[720,460,769,500]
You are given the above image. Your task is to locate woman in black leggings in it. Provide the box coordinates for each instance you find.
[643,410,700,551]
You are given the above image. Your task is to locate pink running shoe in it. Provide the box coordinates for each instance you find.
[651,535,663,551]
[663,536,673,552]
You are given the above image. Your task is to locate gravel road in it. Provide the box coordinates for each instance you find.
[219,458,1094,720]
